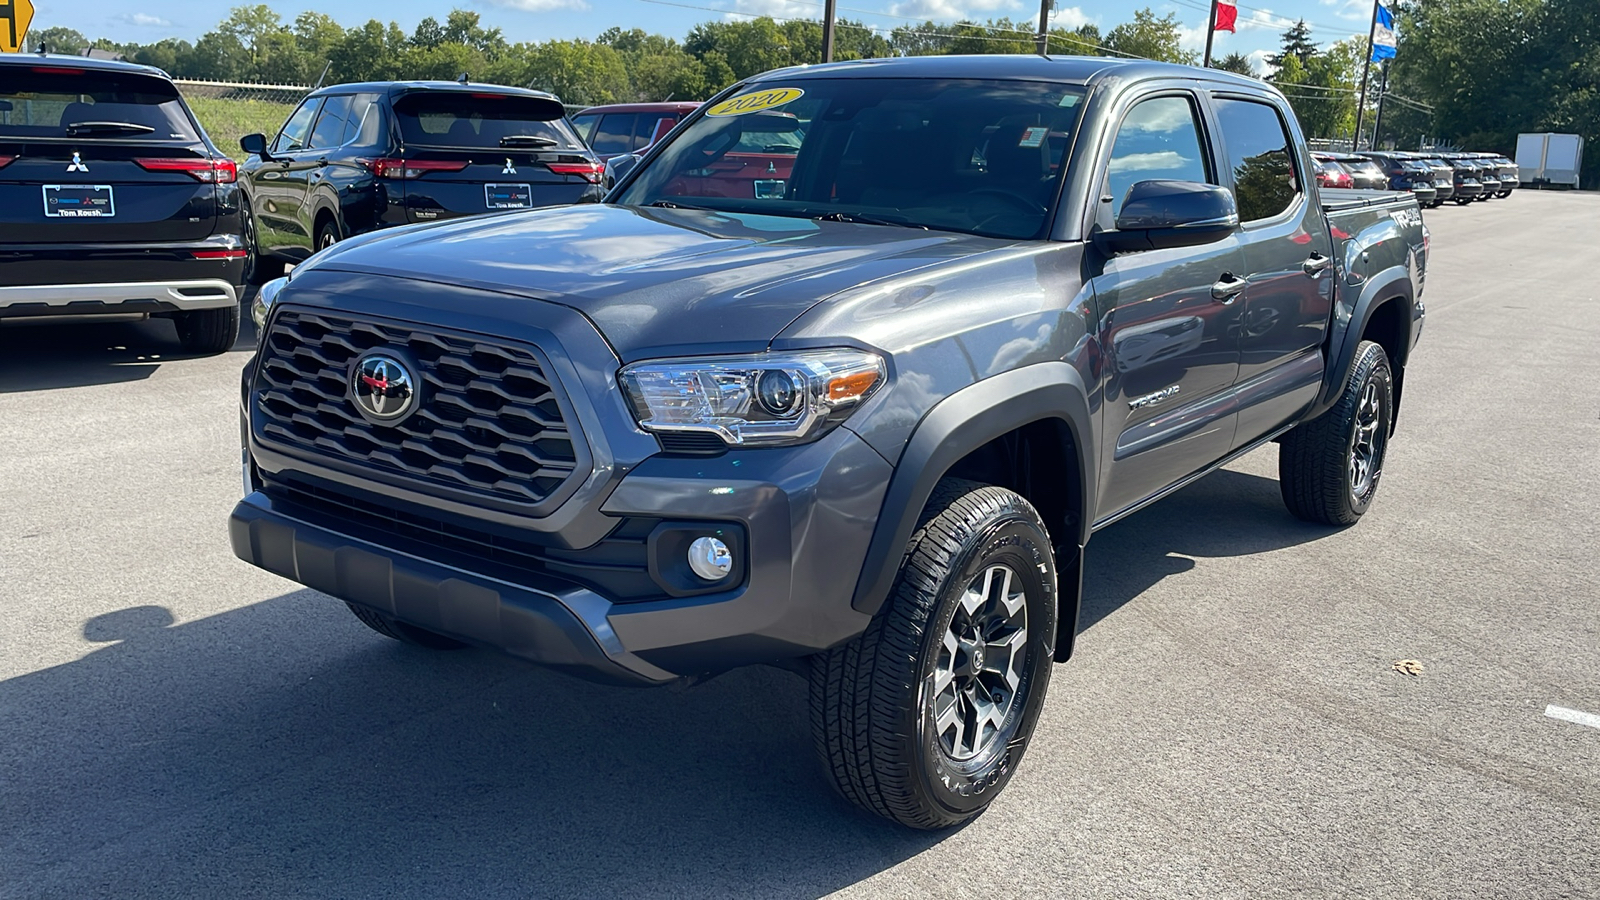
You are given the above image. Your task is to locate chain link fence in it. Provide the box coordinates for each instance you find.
[175,79,310,159]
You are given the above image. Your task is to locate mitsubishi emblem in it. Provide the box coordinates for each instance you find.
[67,152,89,173]
[502,158,517,175]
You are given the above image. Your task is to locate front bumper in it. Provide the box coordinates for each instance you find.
[0,278,237,317]
[233,424,892,684]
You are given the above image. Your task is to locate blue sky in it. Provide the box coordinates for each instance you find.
[38,0,1381,74]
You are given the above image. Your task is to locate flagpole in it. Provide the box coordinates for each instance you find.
[1353,0,1381,150]
[1371,60,1391,148]
[1203,0,1218,67]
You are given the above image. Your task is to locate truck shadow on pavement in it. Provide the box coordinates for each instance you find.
[1,467,1333,898]
[0,291,257,393]
[1079,466,1340,632]
[1,593,944,898]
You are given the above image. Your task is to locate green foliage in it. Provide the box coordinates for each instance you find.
[1214,52,1257,76]
[1105,9,1197,64]
[1266,20,1317,71]
[30,26,90,55]
[1270,35,1360,141]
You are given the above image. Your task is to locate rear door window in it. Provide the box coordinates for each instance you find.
[0,69,197,141]
[307,95,353,150]
[272,98,321,155]
[393,92,580,150]
[1214,98,1301,222]
[590,114,635,156]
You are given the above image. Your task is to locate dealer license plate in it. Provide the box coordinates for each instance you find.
[753,179,786,200]
[43,184,115,218]
[485,183,532,209]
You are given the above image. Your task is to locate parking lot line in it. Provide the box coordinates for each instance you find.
[1544,705,1600,731]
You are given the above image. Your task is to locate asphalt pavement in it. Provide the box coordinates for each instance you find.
[2,191,1597,899]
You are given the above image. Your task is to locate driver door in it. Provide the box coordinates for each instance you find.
[1088,90,1246,523]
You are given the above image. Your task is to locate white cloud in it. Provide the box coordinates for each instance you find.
[477,0,589,11]
[1177,22,1207,52]
[1237,7,1296,31]
[1248,47,1276,77]
[1333,0,1372,21]
[115,13,173,27]
[888,0,1023,23]
[1108,150,1193,174]
[1050,5,1093,29]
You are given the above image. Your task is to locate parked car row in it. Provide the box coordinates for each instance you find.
[1312,150,1518,208]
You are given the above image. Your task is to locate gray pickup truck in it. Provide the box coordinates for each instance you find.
[232,55,1427,829]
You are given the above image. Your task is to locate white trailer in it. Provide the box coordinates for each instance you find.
[1515,133,1585,188]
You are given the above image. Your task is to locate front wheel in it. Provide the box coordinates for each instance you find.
[810,479,1057,829]
[1278,340,1394,526]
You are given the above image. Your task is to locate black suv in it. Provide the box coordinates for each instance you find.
[1441,156,1485,204]
[1357,152,1438,206]
[0,54,244,354]
[238,82,604,283]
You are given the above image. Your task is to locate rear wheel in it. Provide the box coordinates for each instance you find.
[1278,340,1394,526]
[345,602,469,649]
[315,217,341,252]
[173,304,240,356]
[1454,197,1473,205]
[810,479,1057,829]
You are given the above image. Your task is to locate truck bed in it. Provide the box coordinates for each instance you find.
[1320,188,1413,212]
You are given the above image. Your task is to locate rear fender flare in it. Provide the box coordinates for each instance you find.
[1316,265,1414,414]
[850,362,1097,620]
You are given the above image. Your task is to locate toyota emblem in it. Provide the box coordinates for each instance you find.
[350,353,417,421]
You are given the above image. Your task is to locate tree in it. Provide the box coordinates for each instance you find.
[1104,9,1198,64]
[30,26,89,55]
[1214,52,1256,75]
[1267,19,1317,71]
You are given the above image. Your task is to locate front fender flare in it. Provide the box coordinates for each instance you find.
[850,362,1097,618]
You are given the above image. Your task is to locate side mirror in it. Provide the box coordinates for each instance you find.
[1098,180,1239,253]
[240,133,269,159]
[606,152,641,188]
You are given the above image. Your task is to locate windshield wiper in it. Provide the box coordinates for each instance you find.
[499,135,558,148]
[65,121,157,135]
[648,200,708,210]
[814,211,927,230]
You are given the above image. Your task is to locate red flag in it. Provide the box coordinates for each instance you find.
[1214,0,1238,32]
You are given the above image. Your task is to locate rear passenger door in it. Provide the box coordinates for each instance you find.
[1210,95,1335,449]
[1090,89,1246,522]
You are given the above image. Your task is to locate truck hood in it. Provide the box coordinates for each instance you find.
[304,204,1014,360]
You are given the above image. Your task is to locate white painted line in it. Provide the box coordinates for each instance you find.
[1544,705,1600,731]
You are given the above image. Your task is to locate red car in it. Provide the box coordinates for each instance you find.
[1312,155,1355,189]
[570,102,702,162]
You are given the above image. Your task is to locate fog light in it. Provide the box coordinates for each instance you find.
[688,536,732,581]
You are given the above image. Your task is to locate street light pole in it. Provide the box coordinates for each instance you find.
[822,0,837,62]
[1371,60,1391,149]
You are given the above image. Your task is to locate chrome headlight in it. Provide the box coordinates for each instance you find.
[619,349,885,447]
[250,276,287,332]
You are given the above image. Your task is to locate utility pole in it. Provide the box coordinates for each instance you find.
[1203,0,1218,68]
[1036,0,1051,56]
[821,0,837,62]
[1352,0,1381,150]
[1371,60,1390,149]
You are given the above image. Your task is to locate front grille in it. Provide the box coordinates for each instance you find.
[263,475,662,603]
[255,310,579,506]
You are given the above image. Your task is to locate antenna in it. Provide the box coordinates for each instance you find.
[312,61,332,91]
[458,72,470,85]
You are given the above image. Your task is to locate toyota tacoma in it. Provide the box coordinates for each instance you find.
[231,56,1428,829]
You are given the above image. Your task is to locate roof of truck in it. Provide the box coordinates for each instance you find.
[748,54,1268,90]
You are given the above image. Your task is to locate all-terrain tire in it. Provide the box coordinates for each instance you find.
[345,602,469,649]
[1279,339,1394,526]
[809,479,1057,829]
[173,304,240,356]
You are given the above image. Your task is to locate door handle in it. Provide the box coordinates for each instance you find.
[1302,252,1333,276]
[1210,273,1248,304]
[317,158,330,167]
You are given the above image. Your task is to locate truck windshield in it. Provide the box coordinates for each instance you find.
[615,78,1089,240]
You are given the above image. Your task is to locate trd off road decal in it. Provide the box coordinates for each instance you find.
[705,87,804,117]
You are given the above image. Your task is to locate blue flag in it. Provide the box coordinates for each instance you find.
[1372,3,1397,61]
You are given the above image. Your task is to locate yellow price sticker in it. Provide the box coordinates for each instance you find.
[705,87,804,118]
